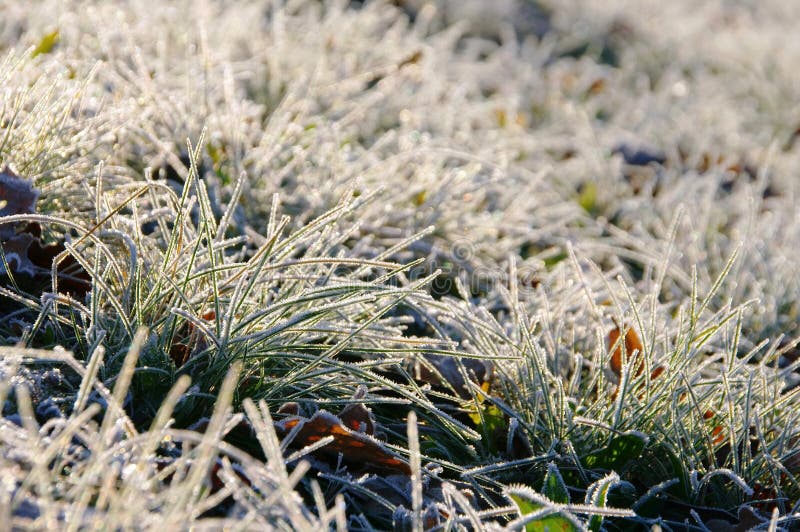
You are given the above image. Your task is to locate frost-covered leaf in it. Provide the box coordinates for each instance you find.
[583,431,648,472]
[543,462,570,504]
[276,410,410,475]
[506,485,585,532]
[585,473,628,531]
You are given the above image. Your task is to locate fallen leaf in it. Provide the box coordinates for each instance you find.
[0,168,90,299]
[276,410,411,475]
[276,402,300,416]
[1,232,46,276]
[0,168,39,240]
[339,402,376,435]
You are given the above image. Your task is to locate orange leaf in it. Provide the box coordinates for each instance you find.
[608,324,667,402]
[339,402,376,435]
[608,323,645,378]
[276,410,411,475]
[710,425,726,445]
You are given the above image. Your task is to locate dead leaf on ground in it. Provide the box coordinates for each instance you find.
[276,409,411,475]
[0,168,39,239]
[0,167,90,299]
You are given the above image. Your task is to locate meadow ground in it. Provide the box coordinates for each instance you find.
[1,0,799,529]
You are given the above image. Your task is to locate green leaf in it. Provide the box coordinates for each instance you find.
[465,390,507,454]
[466,382,507,439]
[583,431,648,472]
[506,487,584,532]
[524,514,583,532]
[32,30,59,57]
[543,463,570,504]
[467,401,504,432]
[508,492,541,516]
[585,473,626,531]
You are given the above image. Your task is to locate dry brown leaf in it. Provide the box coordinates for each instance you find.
[0,168,90,298]
[276,410,411,475]
[0,167,38,240]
